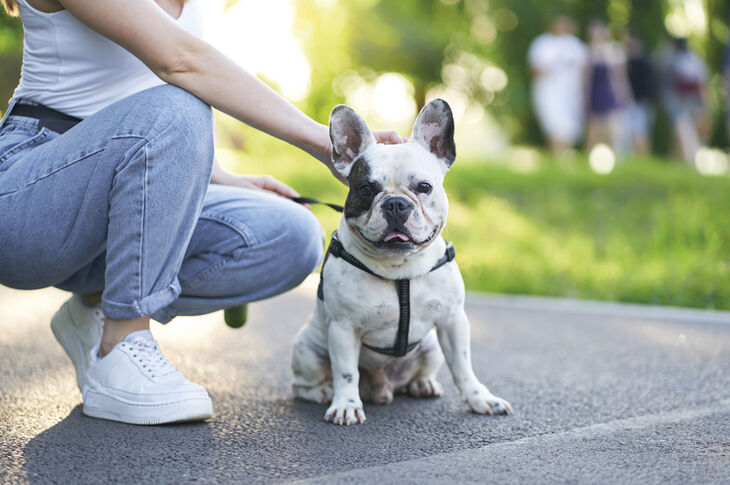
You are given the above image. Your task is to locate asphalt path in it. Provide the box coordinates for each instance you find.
[1,278,729,484]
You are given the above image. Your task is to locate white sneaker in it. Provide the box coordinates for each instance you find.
[82,330,213,425]
[51,294,105,392]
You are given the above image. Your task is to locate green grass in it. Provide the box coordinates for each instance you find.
[222,127,730,310]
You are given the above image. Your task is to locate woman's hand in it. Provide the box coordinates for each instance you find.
[211,158,300,199]
[222,174,301,199]
[374,131,409,145]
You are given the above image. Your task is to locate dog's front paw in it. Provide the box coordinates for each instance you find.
[465,386,513,415]
[324,396,366,425]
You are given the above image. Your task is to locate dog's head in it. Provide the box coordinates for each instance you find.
[329,98,455,255]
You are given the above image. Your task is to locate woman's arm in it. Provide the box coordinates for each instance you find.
[57,0,402,181]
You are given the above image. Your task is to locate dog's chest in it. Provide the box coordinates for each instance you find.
[323,261,458,346]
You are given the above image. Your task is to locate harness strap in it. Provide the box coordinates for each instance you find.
[361,279,416,356]
[327,237,378,276]
[318,232,455,358]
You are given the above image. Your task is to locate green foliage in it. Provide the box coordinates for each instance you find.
[2,1,728,309]
[4,1,730,145]
[294,0,730,147]
[447,159,730,309]
[225,123,730,310]
[0,11,21,112]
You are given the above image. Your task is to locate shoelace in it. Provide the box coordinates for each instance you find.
[123,337,176,379]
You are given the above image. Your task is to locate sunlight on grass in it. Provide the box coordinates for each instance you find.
[217,122,730,310]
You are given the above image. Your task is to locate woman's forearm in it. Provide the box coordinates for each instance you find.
[210,157,236,185]
[162,39,331,164]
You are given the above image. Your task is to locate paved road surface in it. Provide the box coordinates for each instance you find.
[1,279,729,484]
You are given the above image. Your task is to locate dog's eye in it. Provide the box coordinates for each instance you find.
[359,184,373,197]
[416,182,432,195]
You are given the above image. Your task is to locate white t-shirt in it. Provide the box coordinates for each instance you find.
[528,33,588,143]
[11,0,204,119]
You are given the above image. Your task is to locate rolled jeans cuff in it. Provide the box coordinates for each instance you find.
[150,305,177,325]
[102,279,182,320]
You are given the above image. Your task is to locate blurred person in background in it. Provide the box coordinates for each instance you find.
[655,33,678,109]
[584,19,631,153]
[528,15,588,156]
[663,37,710,164]
[623,27,656,155]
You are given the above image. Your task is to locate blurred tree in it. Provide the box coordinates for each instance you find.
[294,0,687,145]
[300,0,726,151]
[0,11,22,112]
[2,0,729,150]
[347,0,465,111]
[706,0,730,147]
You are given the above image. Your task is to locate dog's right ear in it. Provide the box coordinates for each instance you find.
[329,105,375,178]
[411,98,456,171]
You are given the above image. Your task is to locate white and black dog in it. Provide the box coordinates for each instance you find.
[291,99,512,425]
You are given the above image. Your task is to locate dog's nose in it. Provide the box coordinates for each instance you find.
[383,197,413,221]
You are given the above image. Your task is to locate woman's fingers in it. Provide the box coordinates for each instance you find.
[226,174,306,202]
[255,175,300,198]
[373,130,408,145]
[328,165,349,186]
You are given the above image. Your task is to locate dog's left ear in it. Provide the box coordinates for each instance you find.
[411,98,456,170]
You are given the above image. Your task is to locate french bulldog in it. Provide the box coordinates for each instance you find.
[291,98,512,425]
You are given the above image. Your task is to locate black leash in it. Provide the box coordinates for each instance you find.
[289,197,343,213]
[318,232,455,357]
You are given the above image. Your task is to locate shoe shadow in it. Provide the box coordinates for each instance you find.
[22,405,214,483]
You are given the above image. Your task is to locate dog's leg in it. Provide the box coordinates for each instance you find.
[406,329,445,398]
[292,319,334,404]
[438,309,512,415]
[324,321,366,425]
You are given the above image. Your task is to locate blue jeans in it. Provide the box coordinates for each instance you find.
[0,85,323,322]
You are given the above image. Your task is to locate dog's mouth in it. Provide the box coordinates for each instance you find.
[356,225,440,251]
[383,229,411,243]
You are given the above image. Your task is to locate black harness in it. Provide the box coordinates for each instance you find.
[318,232,455,357]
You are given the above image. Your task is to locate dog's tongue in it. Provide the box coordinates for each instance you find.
[384,231,410,242]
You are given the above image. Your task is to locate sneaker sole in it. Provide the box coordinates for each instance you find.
[82,387,213,425]
[50,302,87,392]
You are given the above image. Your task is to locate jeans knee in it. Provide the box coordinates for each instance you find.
[129,85,214,176]
[282,207,324,281]
[161,87,213,168]
[161,86,212,134]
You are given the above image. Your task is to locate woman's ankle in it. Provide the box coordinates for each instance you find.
[81,292,103,307]
[99,316,151,357]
